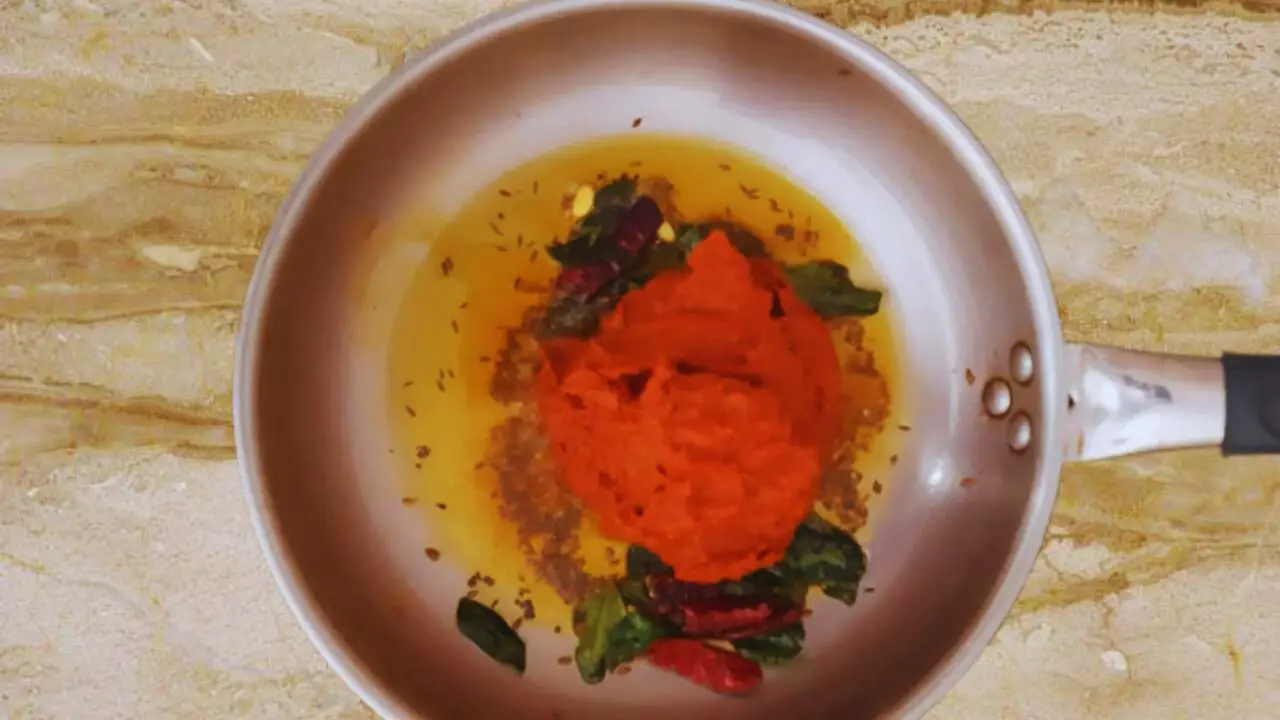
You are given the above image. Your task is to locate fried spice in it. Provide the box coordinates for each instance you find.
[485,404,594,605]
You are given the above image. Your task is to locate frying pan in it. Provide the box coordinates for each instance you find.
[232,0,1280,717]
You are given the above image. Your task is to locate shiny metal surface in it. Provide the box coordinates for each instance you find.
[1062,344,1225,461]
[235,0,1088,717]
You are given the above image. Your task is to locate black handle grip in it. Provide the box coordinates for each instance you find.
[1222,353,1280,455]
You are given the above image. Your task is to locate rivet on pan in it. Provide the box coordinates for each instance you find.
[1008,411,1033,453]
[1010,342,1034,385]
[982,378,1013,418]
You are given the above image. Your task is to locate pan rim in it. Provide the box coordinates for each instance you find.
[231,0,1066,717]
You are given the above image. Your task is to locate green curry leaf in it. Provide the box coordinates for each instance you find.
[594,175,639,207]
[604,612,668,667]
[456,597,527,674]
[548,176,638,267]
[773,515,867,605]
[629,242,687,285]
[782,261,882,318]
[573,583,671,683]
[625,545,673,579]
[732,623,806,666]
[573,584,628,684]
[615,577,652,610]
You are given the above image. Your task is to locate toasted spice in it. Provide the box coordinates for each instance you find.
[415,445,432,459]
[425,548,441,561]
[484,401,594,604]
[490,313,543,405]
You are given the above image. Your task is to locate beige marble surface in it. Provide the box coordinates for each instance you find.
[1,0,1279,717]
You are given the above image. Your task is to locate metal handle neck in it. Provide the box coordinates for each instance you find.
[1061,343,1225,462]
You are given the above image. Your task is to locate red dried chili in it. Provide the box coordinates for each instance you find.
[683,603,804,640]
[646,639,763,695]
[649,577,804,639]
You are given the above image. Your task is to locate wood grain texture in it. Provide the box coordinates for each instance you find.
[0,1,1277,718]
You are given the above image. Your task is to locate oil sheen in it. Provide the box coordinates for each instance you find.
[384,135,901,629]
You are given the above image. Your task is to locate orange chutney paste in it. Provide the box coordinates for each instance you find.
[535,230,843,583]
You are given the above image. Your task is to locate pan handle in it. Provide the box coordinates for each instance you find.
[1061,344,1280,461]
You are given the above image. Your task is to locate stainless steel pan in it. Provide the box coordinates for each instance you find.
[232,0,1280,717]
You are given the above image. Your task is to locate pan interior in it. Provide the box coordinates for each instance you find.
[241,3,1054,718]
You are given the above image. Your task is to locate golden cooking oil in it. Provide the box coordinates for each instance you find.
[384,135,900,629]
